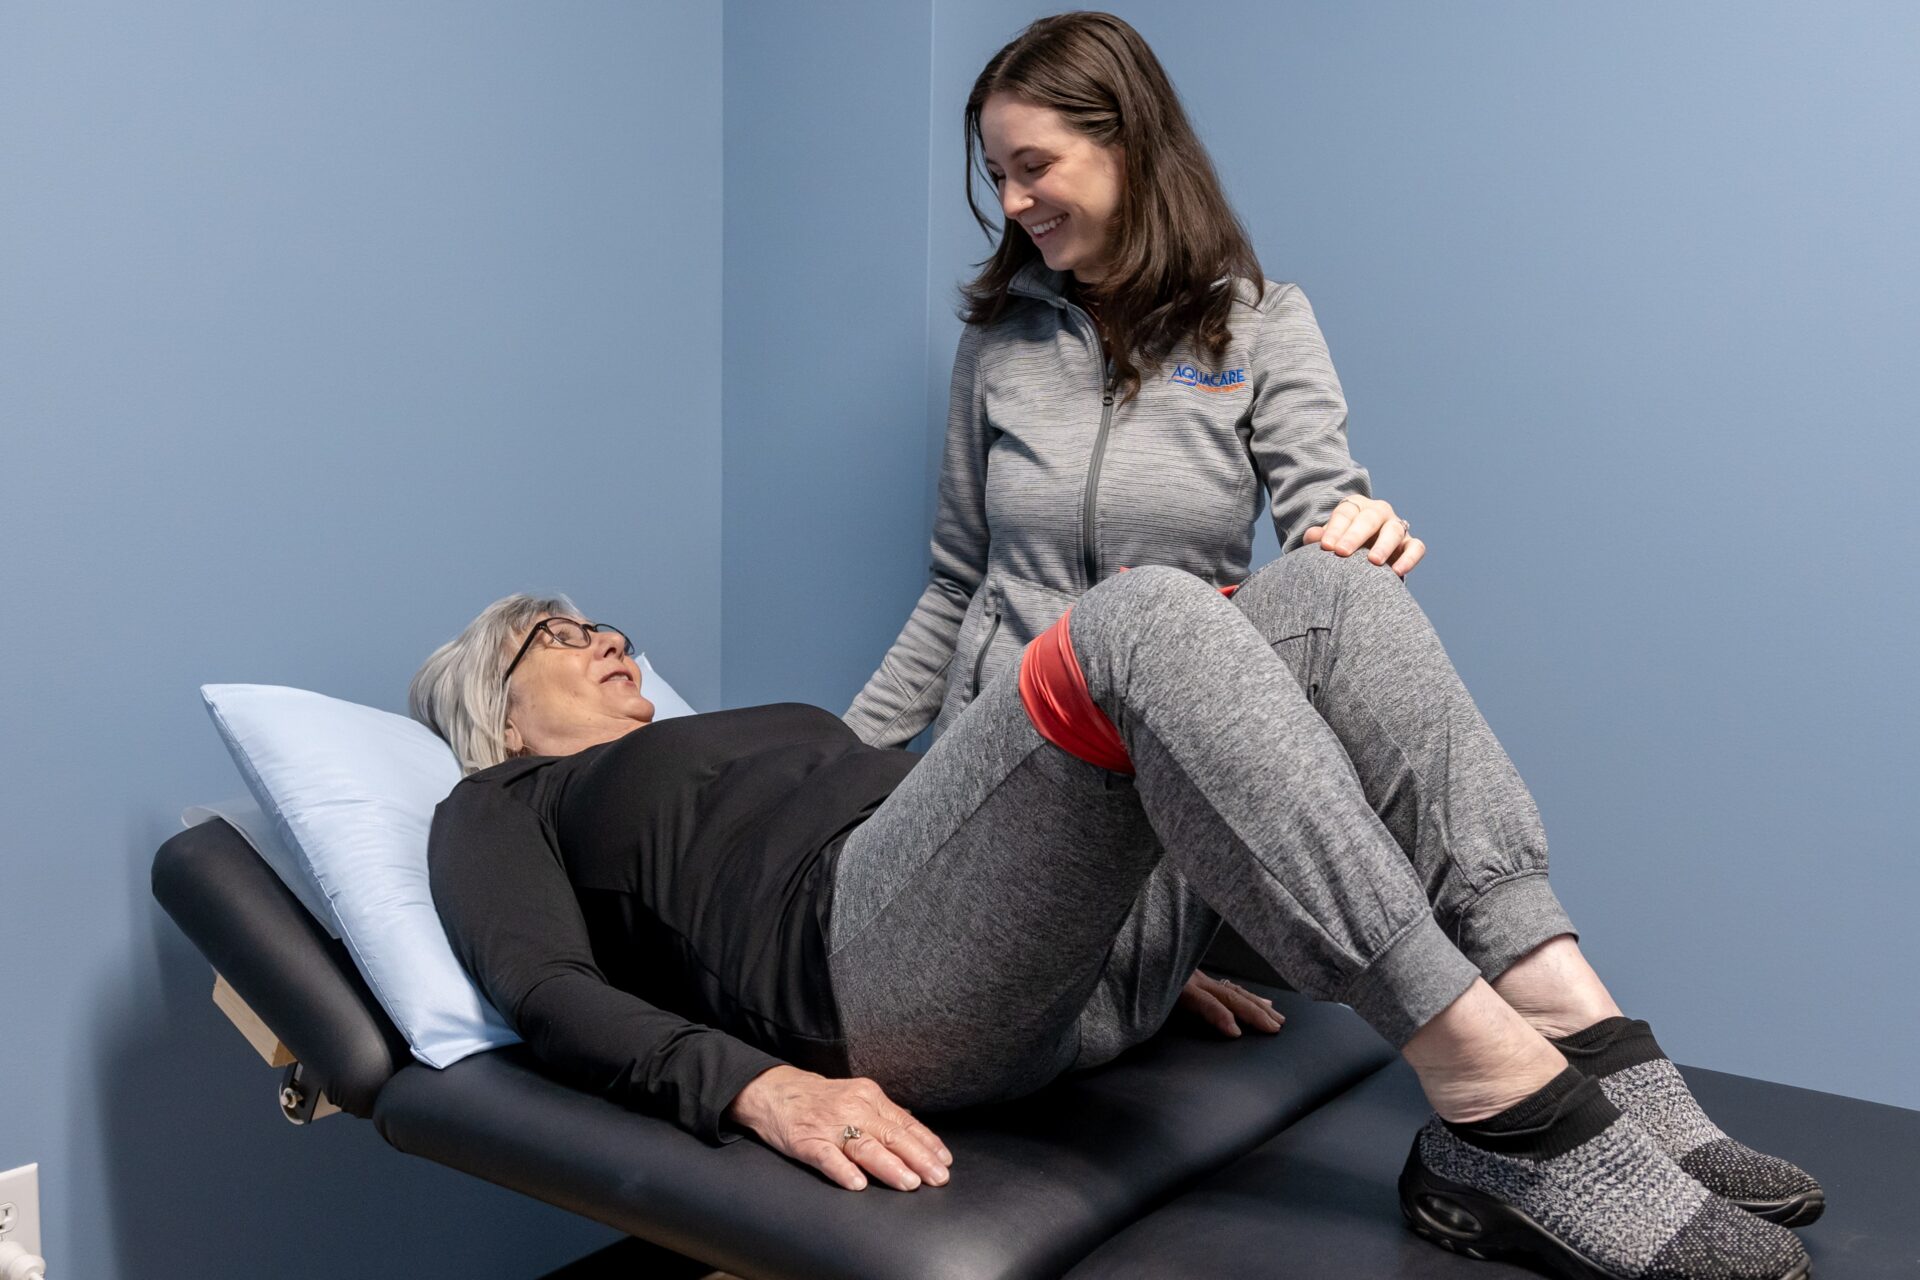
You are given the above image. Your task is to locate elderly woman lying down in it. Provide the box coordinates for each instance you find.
[410,550,1820,1280]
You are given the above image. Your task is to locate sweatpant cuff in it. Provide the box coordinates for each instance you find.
[1340,912,1483,1049]
[1452,871,1577,983]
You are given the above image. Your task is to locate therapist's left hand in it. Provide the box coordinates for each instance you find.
[1178,969,1286,1037]
[1303,494,1425,577]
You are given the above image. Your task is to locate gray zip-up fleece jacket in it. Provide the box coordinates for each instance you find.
[843,261,1373,749]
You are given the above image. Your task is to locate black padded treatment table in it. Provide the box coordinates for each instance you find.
[153,818,1920,1279]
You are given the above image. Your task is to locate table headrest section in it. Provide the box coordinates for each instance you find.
[152,818,410,1117]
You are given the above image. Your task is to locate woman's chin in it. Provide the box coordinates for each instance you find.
[600,686,656,725]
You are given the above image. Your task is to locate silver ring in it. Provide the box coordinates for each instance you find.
[842,1125,863,1144]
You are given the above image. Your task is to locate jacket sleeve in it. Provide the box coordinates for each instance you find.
[843,324,992,747]
[1246,284,1374,553]
[428,782,783,1145]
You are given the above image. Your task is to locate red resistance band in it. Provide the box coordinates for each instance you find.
[1017,580,1239,776]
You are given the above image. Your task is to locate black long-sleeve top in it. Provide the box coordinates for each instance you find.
[428,703,919,1143]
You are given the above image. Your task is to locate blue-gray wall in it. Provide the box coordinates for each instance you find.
[0,3,719,1275]
[721,2,934,711]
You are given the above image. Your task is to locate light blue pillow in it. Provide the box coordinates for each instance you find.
[195,653,698,1069]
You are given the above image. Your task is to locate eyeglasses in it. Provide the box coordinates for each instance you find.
[502,618,634,687]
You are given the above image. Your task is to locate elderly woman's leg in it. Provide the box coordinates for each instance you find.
[1221,548,1612,1021]
[1073,567,1808,1275]
[826,564,1524,1109]
[826,665,1172,1110]
[1074,547,1613,1073]
[1222,548,1821,1225]
[828,565,1806,1279]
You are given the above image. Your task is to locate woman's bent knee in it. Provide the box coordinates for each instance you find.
[1284,543,1400,586]
[1086,564,1220,617]
[1072,565,1230,658]
[1240,544,1402,612]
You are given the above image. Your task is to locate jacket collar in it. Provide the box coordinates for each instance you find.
[1007,260,1241,309]
[1008,260,1072,307]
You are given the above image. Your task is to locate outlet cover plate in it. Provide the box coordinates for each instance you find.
[0,1163,41,1259]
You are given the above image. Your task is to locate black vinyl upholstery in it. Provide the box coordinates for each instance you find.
[1066,1057,1920,1278]
[152,818,409,1118]
[374,990,1393,1280]
[153,819,1920,1279]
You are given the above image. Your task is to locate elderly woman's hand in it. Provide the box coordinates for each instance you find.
[725,1064,953,1192]
[1177,969,1286,1037]
[1304,494,1425,578]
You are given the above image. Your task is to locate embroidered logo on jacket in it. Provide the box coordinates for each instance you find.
[1168,363,1248,393]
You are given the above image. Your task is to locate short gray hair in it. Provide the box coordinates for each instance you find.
[410,592,579,775]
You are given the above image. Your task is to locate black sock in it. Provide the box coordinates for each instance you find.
[1553,1015,1666,1076]
[1442,1064,1620,1160]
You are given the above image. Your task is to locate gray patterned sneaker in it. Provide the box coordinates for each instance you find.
[1400,1066,1812,1280]
[1555,1018,1824,1227]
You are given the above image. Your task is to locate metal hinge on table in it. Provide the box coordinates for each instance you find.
[211,972,341,1124]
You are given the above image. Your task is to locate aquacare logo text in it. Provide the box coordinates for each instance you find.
[1168,363,1248,393]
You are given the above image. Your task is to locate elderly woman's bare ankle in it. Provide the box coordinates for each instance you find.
[1402,979,1568,1124]
[1491,935,1624,1041]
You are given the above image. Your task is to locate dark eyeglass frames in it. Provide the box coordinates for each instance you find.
[502,618,634,687]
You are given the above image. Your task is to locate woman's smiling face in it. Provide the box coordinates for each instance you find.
[979,92,1125,286]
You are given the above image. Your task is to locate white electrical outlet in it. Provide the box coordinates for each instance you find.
[0,1163,41,1260]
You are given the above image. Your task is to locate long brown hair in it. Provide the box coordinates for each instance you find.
[961,11,1263,403]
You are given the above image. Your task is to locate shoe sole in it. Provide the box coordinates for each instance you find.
[1736,1189,1825,1228]
[1398,1143,1813,1280]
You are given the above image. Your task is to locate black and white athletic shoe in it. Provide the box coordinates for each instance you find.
[1556,1018,1824,1227]
[1400,1066,1812,1280]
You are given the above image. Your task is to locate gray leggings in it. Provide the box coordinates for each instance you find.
[826,548,1576,1112]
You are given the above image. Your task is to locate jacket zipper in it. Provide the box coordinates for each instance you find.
[1065,296,1118,591]
[1081,361,1117,590]
[971,606,1001,697]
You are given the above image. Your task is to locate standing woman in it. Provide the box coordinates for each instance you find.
[844,11,1421,1030]
[847,9,1418,750]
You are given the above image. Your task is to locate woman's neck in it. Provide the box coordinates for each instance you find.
[1071,282,1111,342]
[524,716,649,759]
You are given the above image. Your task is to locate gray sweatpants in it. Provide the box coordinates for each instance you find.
[826,548,1576,1112]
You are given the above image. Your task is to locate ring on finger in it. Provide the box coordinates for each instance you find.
[842,1125,863,1145]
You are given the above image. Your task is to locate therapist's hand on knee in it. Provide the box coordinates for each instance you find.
[726,1065,953,1192]
[1303,494,1425,578]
